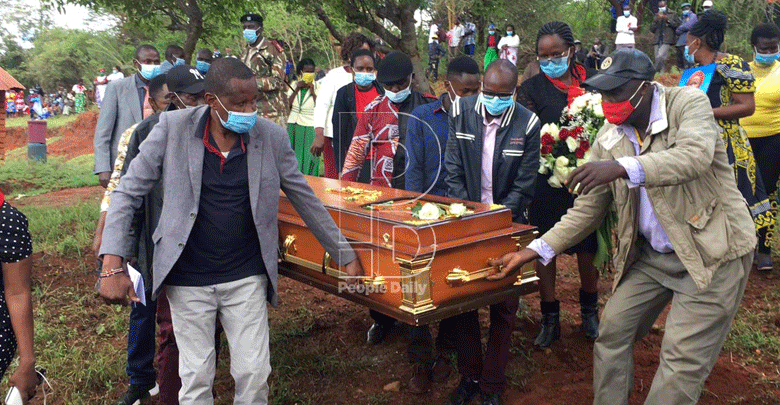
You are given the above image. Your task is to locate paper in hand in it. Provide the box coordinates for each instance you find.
[127,264,146,306]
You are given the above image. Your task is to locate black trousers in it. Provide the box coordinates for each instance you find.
[369,310,458,364]
[749,133,780,254]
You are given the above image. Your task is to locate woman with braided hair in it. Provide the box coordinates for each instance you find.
[518,21,600,349]
[685,10,774,265]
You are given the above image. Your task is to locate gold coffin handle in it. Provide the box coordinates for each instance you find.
[445,263,498,287]
[323,252,386,289]
[280,234,297,261]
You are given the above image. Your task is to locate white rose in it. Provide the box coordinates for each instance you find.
[449,203,467,217]
[543,123,560,140]
[593,103,604,118]
[577,150,593,167]
[538,164,549,175]
[566,136,579,152]
[555,155,569,168]
[418,202,441,220]
[573,96,587,111]
[548,175,563,188]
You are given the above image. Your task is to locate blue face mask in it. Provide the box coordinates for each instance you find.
[480,92,514,116]
[623,10,631,16]
[196,60,211,74]
[506,31,514,36]
[682,9,691,16]
[137,62,161,80]
[243,28,259,44]
[658,7,667,12]
[215,96,257,133]
[385,81,412,104]
[354,72,376,87]
[684,43,698,64]
[174,57,185,66]
[489,30,495,35]
[539,50,570,79]
[754,47,780,66]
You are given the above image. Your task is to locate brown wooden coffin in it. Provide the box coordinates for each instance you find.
[277,176,538,326]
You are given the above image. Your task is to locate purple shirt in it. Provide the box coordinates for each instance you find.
[481,111,501,204]
[529,85,674,264]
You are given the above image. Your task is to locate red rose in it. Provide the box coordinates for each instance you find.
[580,140,590,152]
[541,144,553,155]
[575,148,585,159]
[541,133,555,146]
[559,128,571,140]
[572,126,584,137]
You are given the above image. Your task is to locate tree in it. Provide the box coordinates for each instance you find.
[300,0,432,92]
[51,0,246,62]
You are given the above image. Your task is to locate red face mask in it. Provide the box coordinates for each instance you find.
[602,82,645,125]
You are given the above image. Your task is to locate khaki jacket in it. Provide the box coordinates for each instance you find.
[541,84,756,292]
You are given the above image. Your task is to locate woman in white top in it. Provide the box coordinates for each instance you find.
[498,24,520,65]
[287,58,320,176]
[311,33,375,178]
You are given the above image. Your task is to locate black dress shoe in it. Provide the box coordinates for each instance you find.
[445,378,480,405]
[366,322,391,345]
[480,390,503,405]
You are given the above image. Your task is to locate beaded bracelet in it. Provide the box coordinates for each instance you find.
[99,268,125,278]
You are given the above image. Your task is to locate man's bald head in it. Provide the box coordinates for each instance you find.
[484,59,518,93]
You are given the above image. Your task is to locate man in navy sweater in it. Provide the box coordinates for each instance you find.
[403,56,481,394]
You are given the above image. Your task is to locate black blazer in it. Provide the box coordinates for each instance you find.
[331,81,384,181]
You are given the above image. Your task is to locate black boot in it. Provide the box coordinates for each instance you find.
[534,300,560,349]
[580,289,600,341]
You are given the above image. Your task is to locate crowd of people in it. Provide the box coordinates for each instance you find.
[0,2,777,405]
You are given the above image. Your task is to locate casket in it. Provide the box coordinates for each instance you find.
[278,177,538,326]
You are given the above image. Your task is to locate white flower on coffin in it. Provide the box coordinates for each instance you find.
[418,202,441,220]
[538,157,549,174]
[449,203,467,217]
[555,155,569,168]
[593,103,604,118]
[548,175,563,188]
[566,136,579,152]
[541,123,560,140]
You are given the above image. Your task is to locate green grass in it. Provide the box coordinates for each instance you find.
[18,202,99,256]
[5,109,91,129]
[0,155,97,198]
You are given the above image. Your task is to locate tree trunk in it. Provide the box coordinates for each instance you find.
[398,5,431,93]
[176,0,204,62]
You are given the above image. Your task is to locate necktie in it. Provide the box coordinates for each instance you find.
[142,85,153,119]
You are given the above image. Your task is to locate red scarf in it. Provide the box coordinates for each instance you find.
[546,64,587,107]
[0,189,4,206]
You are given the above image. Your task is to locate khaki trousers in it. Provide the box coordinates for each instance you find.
[593,239,751,405]
[167,275,270,405]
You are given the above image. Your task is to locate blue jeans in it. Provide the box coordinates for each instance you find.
[127,287,158,386]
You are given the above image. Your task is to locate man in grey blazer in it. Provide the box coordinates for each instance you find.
[93,44,161,187]
[99,57,362,404]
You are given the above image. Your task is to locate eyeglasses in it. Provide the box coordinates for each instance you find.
[536,50,570,67]
[481,87,515,101]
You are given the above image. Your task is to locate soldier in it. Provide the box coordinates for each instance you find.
[240,13,289,125]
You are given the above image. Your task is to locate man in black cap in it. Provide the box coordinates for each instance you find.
[341,50,437,189]
[239,13,288,125]
[340,51,436,351]
[94,73,169,405]
[98,65,208,404]
[488,49,755,404]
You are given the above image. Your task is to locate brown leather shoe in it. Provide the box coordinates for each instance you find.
[432,355,452,382]
[408,363,432,394]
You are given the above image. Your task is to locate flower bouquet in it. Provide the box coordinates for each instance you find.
[538,92,605,189]
[538,92,617,271]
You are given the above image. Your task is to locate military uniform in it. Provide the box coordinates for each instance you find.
[242,38,288,125]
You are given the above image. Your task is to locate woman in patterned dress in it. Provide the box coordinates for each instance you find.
[0,190,38,400]
[685,10,774,242]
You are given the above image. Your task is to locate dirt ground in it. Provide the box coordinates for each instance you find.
[4,111,98,159]
[22,225,780,404]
